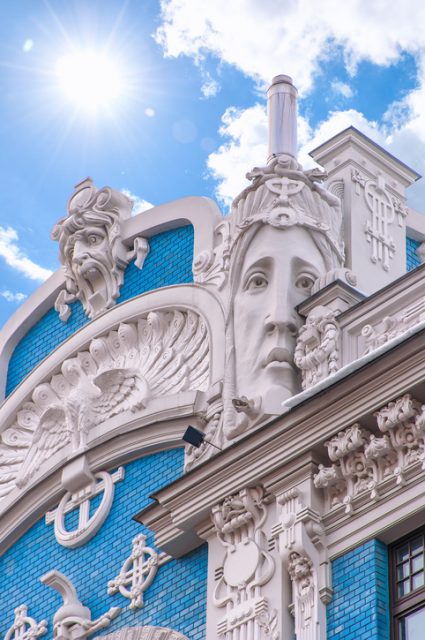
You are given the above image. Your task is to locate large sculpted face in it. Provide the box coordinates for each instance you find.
[65,222,115,298]
[52,180,137,321]
[233,224,327,408]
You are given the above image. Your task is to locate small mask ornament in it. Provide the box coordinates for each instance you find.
[52,177,149,321]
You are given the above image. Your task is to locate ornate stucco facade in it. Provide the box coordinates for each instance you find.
[1,75,425,640]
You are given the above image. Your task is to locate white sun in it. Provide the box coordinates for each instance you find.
[56,50,125,112]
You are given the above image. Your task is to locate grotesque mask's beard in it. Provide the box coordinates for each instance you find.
[70,248,117,318]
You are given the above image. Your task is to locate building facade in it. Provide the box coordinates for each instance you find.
[1,75,425,640]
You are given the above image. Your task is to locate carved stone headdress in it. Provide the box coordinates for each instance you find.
[229,76,344,268]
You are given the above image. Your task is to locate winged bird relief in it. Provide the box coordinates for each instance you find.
[15,367,147,488]
[1,309,209,495]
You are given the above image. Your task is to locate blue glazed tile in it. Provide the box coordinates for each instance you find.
[0,449,207,640]
[327,540,389,640]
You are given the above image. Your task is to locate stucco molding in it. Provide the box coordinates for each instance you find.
[0,415,202,555]
[52,178,150,322]
[0,285,224,432]
[108,534,159,609]
[210,486,277,639]
[315,393,425,514]
[0,286,223,507]
[269,456,330,640]
[45,457,125,548]
[294,304,339,390]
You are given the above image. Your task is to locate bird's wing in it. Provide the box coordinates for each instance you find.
[90,368,147,424]
[145,310,209,396]
[0,444,27,497]
[15,406,70,488]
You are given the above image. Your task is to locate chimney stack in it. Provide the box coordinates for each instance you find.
[267,75,298,163]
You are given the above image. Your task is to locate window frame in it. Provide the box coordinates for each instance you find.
[390,526,425,639]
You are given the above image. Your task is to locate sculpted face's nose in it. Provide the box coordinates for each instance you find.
[264,314,298,338]
[72,240,89,265]
[263,280,299,338]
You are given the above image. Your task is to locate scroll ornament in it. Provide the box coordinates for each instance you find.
[294,305,339,390]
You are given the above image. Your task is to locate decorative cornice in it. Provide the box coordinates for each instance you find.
[136,325,425,558]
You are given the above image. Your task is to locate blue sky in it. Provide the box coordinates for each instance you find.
[0,0,424,327]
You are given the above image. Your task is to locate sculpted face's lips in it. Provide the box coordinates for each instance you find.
[263,347,293,367]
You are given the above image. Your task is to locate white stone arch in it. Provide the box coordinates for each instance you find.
[0,284,225,553]
[97,627,189,640]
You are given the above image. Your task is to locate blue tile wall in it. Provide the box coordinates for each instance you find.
[6,226,194,396]
[0,448,207,640]
[406,237,421,272]
[327,539,390,640]
[117,226,194,304]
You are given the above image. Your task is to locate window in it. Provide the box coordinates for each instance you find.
[391,528,425,639]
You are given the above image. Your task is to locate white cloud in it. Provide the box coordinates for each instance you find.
[207,104,268,207]
[0,227,53,282]
[121,189,154,215]
[145,107,156,117]
[156,0,425,94]
[206,101,425,209]
[0,290,27,303]
[331,80,354,99]
[156,1,425,210]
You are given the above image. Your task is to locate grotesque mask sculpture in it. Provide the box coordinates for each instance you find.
[52,178,148,321]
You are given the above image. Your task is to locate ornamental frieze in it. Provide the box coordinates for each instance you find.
[0,308,209,499]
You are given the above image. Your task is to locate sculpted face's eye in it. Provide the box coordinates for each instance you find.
[295,273,316,293]
[88,234,102,245]
[245,272,268,291]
